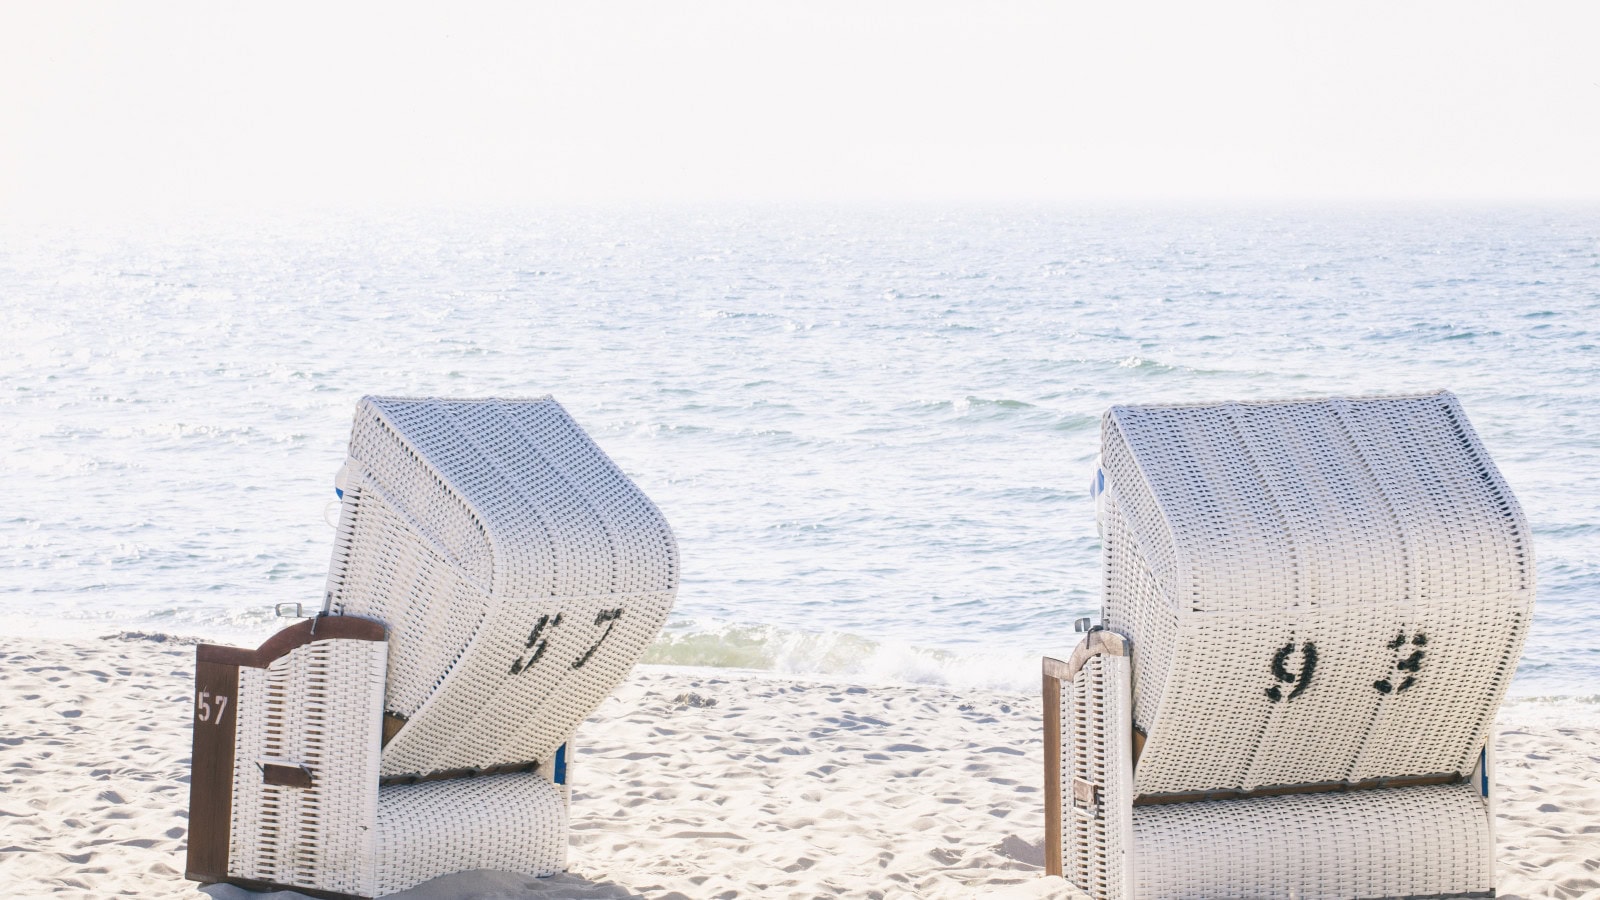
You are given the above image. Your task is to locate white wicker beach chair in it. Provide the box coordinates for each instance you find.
[186,396,677,899]
[1045,392,1533,900]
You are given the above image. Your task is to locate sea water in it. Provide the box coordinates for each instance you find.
[1,205,1595,699]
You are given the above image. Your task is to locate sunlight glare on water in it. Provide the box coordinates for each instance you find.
[1,205,1595,696]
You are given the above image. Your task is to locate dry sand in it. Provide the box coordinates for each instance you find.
[2,634,1596,899]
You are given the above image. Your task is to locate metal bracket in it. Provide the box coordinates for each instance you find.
[274,602,315,619]
[1071,776,1102,815]
[258,761,315,788]
[1074,617,1094,633]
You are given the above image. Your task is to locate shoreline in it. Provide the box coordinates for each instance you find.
[2,634,1596,899]
[37,626,1600,704]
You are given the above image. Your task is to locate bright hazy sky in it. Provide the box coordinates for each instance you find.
[3,1,1598,212]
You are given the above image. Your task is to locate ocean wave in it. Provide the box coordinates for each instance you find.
[898,397,1062,426]
[1113,356,1183,374]
[641,620,1052,693]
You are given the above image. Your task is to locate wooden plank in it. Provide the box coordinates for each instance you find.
[381,712,407,747]
[1064,629,1129,680]
[1041,657,1064,879]
[185,657,239,882]
[1132,771,1464,806]
[198,615,385,669]
[262,764,315,788]
[1041,655,1073,682]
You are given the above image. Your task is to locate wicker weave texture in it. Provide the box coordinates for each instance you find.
[1099,392,1533,795]
[374,772,568,896]
[379,591,672,778]
[324,396,678,779]
[228,638,386,896]
[1131,783,1492,899]
[1061,653,1133,900]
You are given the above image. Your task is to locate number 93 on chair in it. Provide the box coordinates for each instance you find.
[1046,393,1531,900]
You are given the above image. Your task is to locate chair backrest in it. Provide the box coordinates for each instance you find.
[324,396,677,779]
[1098,392,1532,796]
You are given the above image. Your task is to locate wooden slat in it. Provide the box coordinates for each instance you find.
[1064,629,1128,680]
[381,712,407,747]
[1042,657,1064,879]
[1132,771,1464,806]
[185,657,239,882]
[262,764,315,788]
[197,615,385,669]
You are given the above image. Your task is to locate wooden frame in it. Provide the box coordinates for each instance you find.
[1042,630,1131,879]
[1042,657,1064,877]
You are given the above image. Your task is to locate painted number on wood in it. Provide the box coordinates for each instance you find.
[195,691,231,724]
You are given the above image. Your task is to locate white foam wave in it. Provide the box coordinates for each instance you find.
[642,618,1062,693]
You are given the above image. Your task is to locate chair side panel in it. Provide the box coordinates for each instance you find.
[1099,411,1182,614]
[343,397,498,591]
[1059,653,1132,900]
[186,658,240,882]
[329,485,491,719]
[1100,491,1178,738]
[228,639,386,897]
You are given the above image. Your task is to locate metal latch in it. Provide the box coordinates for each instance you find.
[259,760,315,788]
[1072,777,1102,814]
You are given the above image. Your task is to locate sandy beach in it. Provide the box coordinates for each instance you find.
[2,633,1596,900]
